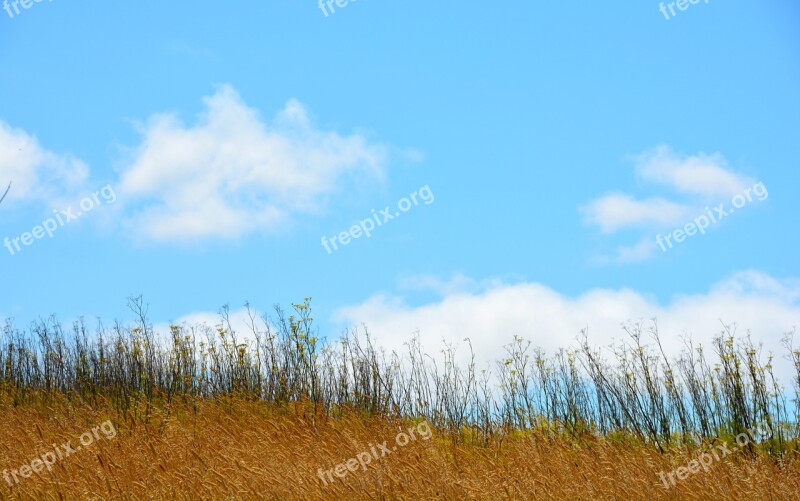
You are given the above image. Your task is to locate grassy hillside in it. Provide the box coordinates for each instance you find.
[1,299,800,499]
[2,396,800,500]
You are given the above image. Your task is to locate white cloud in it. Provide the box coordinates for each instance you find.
[151,306,275,347]
[118,85,388,241]
[581,146,765,262]
[0,121,89,205]
[333,271,800,381]
[710,270,800,304]
[612,237,658,263]
[634,145,753,198]
[145,272,800,386]
[581,193,689,234]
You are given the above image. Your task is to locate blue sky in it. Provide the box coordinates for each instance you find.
[1,0,799,371]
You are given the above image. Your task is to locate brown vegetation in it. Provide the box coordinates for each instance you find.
[2,299,800,499]
[1,396,799,500]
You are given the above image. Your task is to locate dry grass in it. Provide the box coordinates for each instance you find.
[1,397,799,500]
[2,302,800,499]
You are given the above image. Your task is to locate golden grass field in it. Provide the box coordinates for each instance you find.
[1,396,799,501]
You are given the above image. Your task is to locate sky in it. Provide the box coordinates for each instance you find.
[1,0,799,375]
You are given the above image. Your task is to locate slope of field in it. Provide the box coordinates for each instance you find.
[1,397,799,501]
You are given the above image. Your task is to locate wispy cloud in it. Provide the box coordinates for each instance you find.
[634,145,753,198]
[611,237,659,263]
[580,145,764,262]
[581,193,690,234]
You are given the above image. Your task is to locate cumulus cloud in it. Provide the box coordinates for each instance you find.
[634,145,753,198]
[333,271,800,381]
[581,193,689,234]
[118,85,388,241]
[0,120,90,205]
[144,272,799,385]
